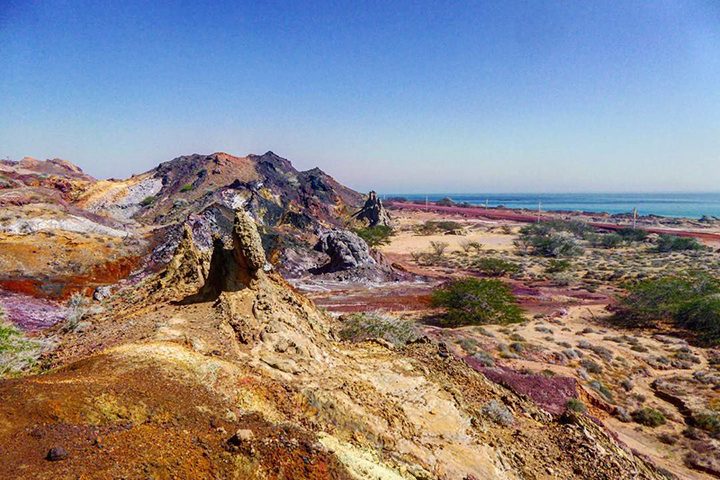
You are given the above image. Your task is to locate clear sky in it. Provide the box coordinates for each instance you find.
[1,1,719,193]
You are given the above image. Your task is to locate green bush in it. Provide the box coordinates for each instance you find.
[566,398,587,413]
[414,220,462,235]
[614,274,720,327]
[430,278,524,326]
[0,309,45,377]
[656,234,704,253]
[616,228,648,242]
[473,258,521,277]
[546,259,571,273]
[516,230,583,258]
[691,413,720,438]
[180,183,194,192]
[588,233,623,249]
[631,407,666,427]
[676,295,720,346]
[354,225,394,247]
[338,312,419,347]
[140,195,156,207]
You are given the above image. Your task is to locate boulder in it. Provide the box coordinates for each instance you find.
[313,229,376,272]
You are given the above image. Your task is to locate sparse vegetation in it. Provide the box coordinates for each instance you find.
[429,241,449,257]
[0,307,46,377]
[180,183,194,192]
[616,228,649,242]
[516,222,584,257]
[140,195,156,206]
[566,398,587,413]
[656,234,704,253]
[338,312,419,347]
[614,273,720,344]
[631,407,666,427]
[481,400,514,426]
[430,277,523,326]
[414,220,462,235]
[546,259,571,273]
[473,257,521,277]
[353,225,394,247]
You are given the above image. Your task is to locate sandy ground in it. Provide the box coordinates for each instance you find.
[352,208,720,480]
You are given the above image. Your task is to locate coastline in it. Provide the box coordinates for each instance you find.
[387,201,720,245]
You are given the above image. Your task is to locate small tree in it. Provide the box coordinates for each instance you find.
[676,295,720,346]
[430,278,523,326]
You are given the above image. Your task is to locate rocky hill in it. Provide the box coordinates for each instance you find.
[0,153,679,479]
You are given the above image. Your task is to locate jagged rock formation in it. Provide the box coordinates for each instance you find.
[313,229,377,272]
[311,229,406,282]
[353,190,392,227]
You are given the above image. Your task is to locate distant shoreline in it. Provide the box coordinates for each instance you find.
[382,192,720,220]
[387,200,720,244]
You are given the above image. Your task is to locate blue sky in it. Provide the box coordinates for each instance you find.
[1,1,719,193]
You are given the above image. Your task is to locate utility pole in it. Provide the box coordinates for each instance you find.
[632,207,638,229]
[425,195,428,207]
[537,200,542,223]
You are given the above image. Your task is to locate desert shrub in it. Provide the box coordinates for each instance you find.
[656,234,704,253]
[429,241,449,256]
[546,259,571,273]
[353,225,394,247]
[566,398,587,413]
[414,220,462,235]
[473,258,521,277]
[516,224,584,258]
[616,228,648,242]
[676,295,720,346]
[520,220,591,237]
[470,351,495,367]
[580,359,603,374]
[457,337,479,354]
[550,272,576,286]
[631,407,666,427]
[0,307,46,377]
[180,183,194,192]
[691,413,720,438]
[588,233,623,249]
[338,312,419,347]
[460,240,483,253]
[64,292,90,332]
[430,278,523,326]
[481,400,514,426]
[589,380,614,402]
[140,195,156,206]
[614,274,720,327]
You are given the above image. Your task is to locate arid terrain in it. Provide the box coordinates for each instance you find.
[1,154,718,479]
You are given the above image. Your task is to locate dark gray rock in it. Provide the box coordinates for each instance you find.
[352,191,392,227]
[46,447,68,461]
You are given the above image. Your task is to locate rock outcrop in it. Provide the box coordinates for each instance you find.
[313,229,376,272]
[353,190,392,227]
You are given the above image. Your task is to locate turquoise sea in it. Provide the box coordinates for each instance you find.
[388,193,720,219]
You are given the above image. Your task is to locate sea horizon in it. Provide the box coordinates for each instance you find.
[383,192,720,219]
